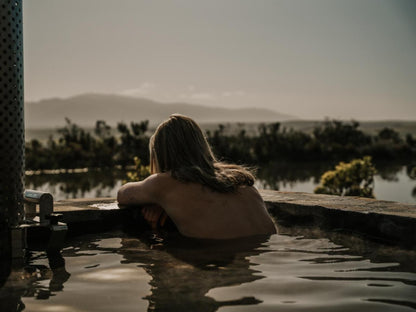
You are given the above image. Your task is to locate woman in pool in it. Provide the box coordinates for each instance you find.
[117,114,276,239]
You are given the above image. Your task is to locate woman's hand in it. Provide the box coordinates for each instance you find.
[141,204,168,230]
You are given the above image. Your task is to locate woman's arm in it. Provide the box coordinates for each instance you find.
[117,173,165,206]
[117,173,171,230]
[141,204,168,230]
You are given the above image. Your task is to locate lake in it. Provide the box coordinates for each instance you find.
[25,162,416,204]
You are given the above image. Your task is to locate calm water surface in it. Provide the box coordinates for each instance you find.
[259,166,416,204]
[1,226,415,312]
[25,163,416,203]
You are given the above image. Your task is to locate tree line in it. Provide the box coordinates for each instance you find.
[25,118,416,171]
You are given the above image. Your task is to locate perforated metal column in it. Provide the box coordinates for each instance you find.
[0,0,25,244]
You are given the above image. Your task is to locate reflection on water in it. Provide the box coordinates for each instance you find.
[121,234,268,312]
[256,162,416,204]
[1,226,415,312]
[25,162,416,203]
[25,170,124,200]
[0,251,70,311]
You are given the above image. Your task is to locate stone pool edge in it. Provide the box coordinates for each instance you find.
[52,191,416,248]
[261,190,416,248]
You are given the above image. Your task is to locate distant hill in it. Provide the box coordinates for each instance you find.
[25,93,296,129]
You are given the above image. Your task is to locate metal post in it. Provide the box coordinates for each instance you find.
[0,0,25,258]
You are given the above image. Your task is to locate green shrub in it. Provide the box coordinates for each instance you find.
[124,157,151,183]
[314,156,376,198]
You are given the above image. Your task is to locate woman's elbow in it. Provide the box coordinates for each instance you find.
[117,183,131,205]
[117,189,124,205]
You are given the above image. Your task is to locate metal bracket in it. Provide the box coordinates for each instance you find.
[11,226,26,258]
[24,190,54,225]
[10,190,69,257]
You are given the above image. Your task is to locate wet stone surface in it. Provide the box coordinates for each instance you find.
[260,191,416,248]
[260,190,416,218]
[51,191,416,248]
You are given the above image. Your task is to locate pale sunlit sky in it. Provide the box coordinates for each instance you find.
[23,0,416,120]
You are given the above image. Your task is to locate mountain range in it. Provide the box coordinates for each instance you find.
[25,93,295,129]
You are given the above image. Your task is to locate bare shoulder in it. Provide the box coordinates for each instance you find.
[143,172,175,187]
[238,185,264,201]
[117,172,176,206]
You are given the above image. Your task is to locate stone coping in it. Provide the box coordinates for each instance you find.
[260,191,416,248]
[51,191,416,248]
[260,190,416,219]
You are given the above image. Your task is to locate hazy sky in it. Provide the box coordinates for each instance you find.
[23,0,416,120]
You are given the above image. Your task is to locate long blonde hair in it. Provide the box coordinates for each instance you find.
[149,114,254,192]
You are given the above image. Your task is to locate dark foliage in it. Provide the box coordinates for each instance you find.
[25,119,416,171]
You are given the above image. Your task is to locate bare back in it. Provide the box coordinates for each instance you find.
[117,173,277,239]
